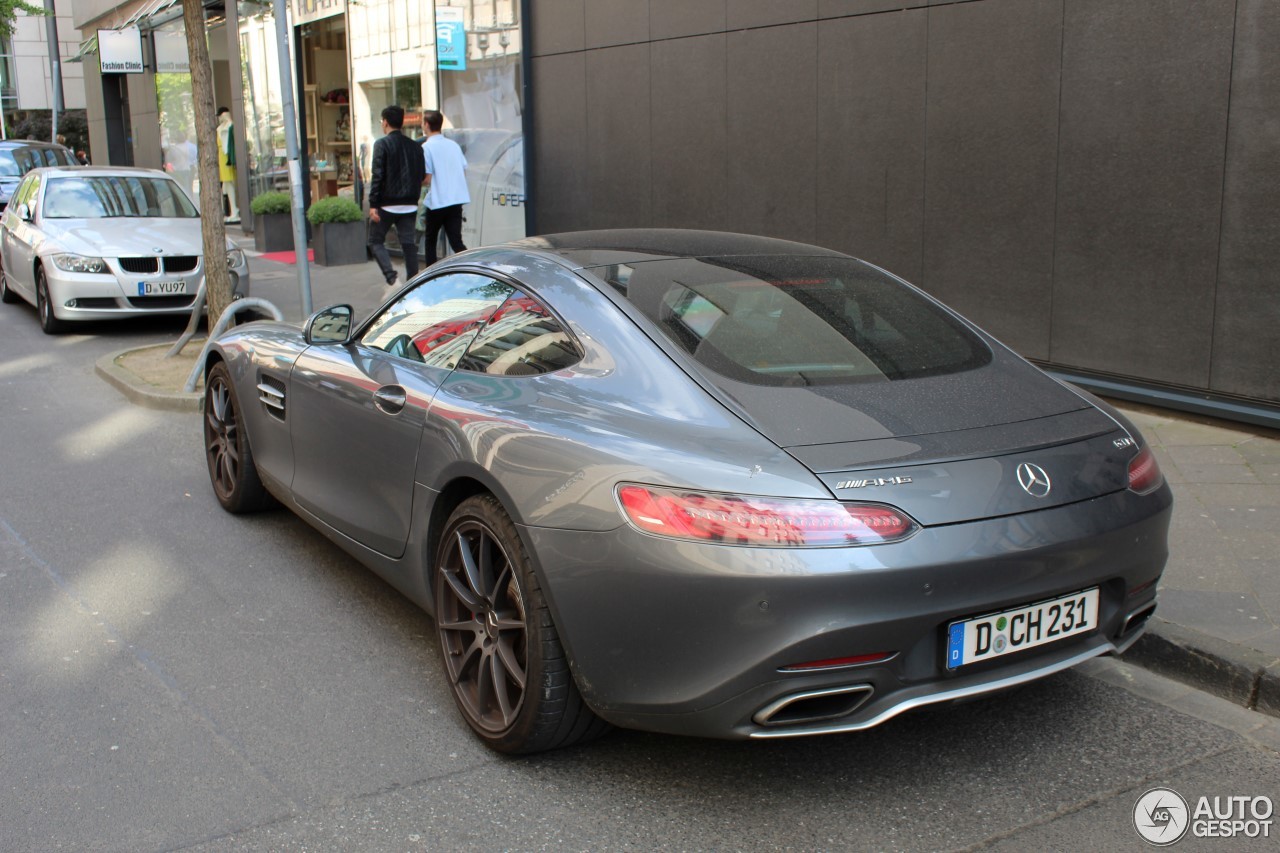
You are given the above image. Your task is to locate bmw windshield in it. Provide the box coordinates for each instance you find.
[42,175,199,219]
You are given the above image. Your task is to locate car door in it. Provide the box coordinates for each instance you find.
[288,271,516,558]
[1,174,41,297]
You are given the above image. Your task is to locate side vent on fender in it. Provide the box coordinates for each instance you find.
[257,374,286,420]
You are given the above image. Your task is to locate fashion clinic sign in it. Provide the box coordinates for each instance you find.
[98,27,144,74]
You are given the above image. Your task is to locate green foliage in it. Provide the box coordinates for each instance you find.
[0,1,47,40]
[250,191,291,215]
[306,196,363,225]
[8,110,89,155]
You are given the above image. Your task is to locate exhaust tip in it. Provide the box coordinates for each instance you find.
[1121,603,1157,636]
[754,684,874,727]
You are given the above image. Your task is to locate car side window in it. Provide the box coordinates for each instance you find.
[457,290,581,376]
[16,174,40,211]
[359,271,514,368]
[12,150,33,173]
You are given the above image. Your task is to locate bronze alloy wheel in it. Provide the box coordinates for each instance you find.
[434,495,607,753]
[203,362,272,513]
[437,513,530,733]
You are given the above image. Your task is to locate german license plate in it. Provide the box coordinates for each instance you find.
[137,280,188,296]
[945,588,1099,670]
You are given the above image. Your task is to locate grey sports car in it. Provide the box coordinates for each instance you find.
[201,230,1171,754]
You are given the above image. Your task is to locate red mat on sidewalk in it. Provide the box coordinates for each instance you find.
[260,249,314,264]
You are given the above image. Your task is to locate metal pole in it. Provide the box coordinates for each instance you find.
[44,0,64,143]
[271,0,312,316]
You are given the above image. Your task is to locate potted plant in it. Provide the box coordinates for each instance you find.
[250,191,294,253]
[306,196,366,266]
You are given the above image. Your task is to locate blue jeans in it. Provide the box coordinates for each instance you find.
[368,209,419,283]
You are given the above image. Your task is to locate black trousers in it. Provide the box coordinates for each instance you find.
[368,209,419,283]
[424,204,466,265]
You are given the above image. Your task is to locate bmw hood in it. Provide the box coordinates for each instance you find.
[43,217,220,257]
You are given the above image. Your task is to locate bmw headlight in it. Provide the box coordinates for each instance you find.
[51,253,108,274]
[227,247,247,269]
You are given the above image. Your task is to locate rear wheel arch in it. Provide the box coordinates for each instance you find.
[424,476,498,604]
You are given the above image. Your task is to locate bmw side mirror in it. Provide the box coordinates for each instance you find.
[17,203,31,222]
[306,304,353,344]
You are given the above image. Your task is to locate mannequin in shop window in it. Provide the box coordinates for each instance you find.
[216,107,240,223]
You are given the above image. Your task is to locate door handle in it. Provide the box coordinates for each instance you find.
[373,385,407,414]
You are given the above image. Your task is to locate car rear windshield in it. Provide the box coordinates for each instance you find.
[591,255,991,386]
[0,147,75,176]
[42,175,198,219]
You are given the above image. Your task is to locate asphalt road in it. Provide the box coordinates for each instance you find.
[1,302,1277,853]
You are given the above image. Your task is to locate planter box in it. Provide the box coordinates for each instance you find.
[253,212,293,253]
[312,220,367,266]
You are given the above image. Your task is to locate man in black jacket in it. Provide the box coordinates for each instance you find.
[367,105,427,286]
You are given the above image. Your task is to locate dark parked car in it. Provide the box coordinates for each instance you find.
[0,140,77,211]
[200,230,1172,754]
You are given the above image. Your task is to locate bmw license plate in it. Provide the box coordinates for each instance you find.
[945,587,1099,670]
[137,280,188,296]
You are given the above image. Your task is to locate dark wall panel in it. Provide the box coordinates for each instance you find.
[1051,0,1235,385]
[815,9,926,282]
[651,35,729,229]
[922,0,1062,358]
[530,0,585,56]
[651,0,727,40]
[725,24,818,242]
[527,0,1279,407]
[819,1,912,17]
[728,0,817,29]
[1211,0,1280,401]
[530,53,588,233]
[585,0,650,49]
[585,44,653,228]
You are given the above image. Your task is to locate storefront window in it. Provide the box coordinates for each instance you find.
[230,0,525,245]
[153,24,198,203]
[239,3,288,205]
[432,0,526,247]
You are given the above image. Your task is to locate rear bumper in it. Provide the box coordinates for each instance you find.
[521,484,1172,740]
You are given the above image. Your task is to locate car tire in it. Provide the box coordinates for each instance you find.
[434,494,609,754]
[204,361,274,513]
[35,267,66,334]
[0,266,18,304]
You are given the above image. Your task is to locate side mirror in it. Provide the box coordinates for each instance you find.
[17,204,31,222]
[305,304,353,344]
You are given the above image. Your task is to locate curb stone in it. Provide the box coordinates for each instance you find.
[1121,616,1280,718]
[95,347,202,413]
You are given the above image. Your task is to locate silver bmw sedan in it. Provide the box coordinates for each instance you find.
[0,165,249,334]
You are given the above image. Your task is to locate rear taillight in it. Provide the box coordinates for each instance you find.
[1127,446,1164,494]
[616,484,916,547]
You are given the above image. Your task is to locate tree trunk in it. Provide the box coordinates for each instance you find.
[182,0,233,327]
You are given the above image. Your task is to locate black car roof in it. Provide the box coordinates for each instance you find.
[510,229,850,263]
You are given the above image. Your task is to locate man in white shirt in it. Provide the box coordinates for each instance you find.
[420,110,470,265]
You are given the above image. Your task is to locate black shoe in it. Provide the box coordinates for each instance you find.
[386,273,398,287]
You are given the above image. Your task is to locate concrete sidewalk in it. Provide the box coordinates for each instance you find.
[1116,406,1280,716]
[106,237,1280,719]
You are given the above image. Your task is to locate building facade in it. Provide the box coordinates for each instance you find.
[71,0,524,249]
[2,3,87,138]
[67,1,1280,422]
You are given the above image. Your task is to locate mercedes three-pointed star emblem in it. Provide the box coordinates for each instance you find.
[1016,462,1051,497]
